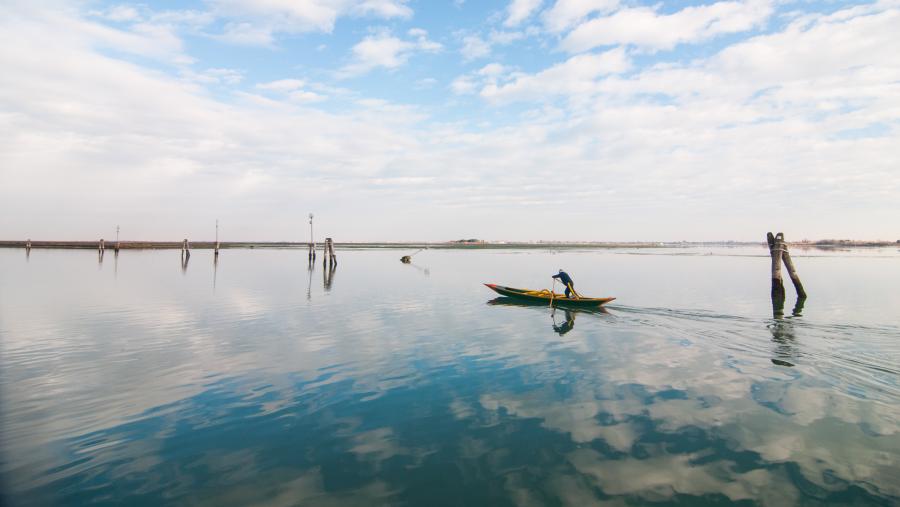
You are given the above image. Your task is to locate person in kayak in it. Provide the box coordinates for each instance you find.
[552,269,576,298]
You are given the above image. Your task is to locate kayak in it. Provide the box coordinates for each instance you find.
[484,283,615,307]
[487,296,610,314]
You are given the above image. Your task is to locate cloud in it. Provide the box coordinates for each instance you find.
[182,67,244,85]
[450,75,478,95]
[256,79,307,92]
[478,48,632,102]
[505,0,543,27]
[560,0,774,52]
[460,34,491,60]
[211,0,412,45]
[256,78,326,103]
[340,28,442,77]
[458,30,525,61]
[541,0,620,32]
[93,5,142,22]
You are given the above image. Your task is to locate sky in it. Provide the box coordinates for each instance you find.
[0,0,898,242]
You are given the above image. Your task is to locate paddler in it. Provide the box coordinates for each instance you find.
[552,269,576,298]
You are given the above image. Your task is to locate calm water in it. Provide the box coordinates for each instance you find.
[1,246,899,506]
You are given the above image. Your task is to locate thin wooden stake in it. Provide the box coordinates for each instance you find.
[780,237,807,299]
[767,232,786,317]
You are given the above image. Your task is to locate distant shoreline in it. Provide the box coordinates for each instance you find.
[1,240,896,250]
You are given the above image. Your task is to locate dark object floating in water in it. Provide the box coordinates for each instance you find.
[484,283,615,307]
[401,248,425,263]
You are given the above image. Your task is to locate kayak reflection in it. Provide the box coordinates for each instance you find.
[487,297,609,335]
[553,308,576,335]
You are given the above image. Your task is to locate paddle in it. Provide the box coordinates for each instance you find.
[549,279,556,307]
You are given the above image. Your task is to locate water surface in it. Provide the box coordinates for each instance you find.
[1,246,899,505]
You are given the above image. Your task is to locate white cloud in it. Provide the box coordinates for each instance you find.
[542,0,619,32]
[561,0,774,52]
[256,79,325,103]
[340,28,442,77]
[505,0,543,27]
[450,75,478,95]
[353,0,413,18]
[478,63,510,77]
[460,34,491,61]
[459,30,525,61]
[94,5,142,22]
[211,0,412,45]
[257,79,307,92]
[479,48,631,102]
[183,67,244,85]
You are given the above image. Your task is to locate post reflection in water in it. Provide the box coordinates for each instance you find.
[323,263,335,291]
[180,250,190,274]
[306,258,314,300]
[403,261,430,276]
[769,297,806,367]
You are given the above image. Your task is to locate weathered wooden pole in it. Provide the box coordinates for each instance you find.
[308,213,316,262]
[99,238,105,253]
[780,236,807,299]
[329,238,337,267]
[767,232,785,318]
[214,219,220,257]
[25,239,31,251]
[115,226,120,252]
[322,238,336,268]
[182,238,190,258]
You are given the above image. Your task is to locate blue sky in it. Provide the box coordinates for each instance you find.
[1,0,898,241]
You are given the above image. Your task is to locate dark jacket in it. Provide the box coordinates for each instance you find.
[552,271,573,286]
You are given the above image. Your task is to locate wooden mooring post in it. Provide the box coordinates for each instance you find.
[308,213,316,263]
[767,232,807,318]
[322,238,336,268]
[181,239,190,273]
[25,238,32,251]
[99,238,105,253]
[214,219,220,257]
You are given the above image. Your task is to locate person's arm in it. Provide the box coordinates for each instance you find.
[551,273,561,279]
